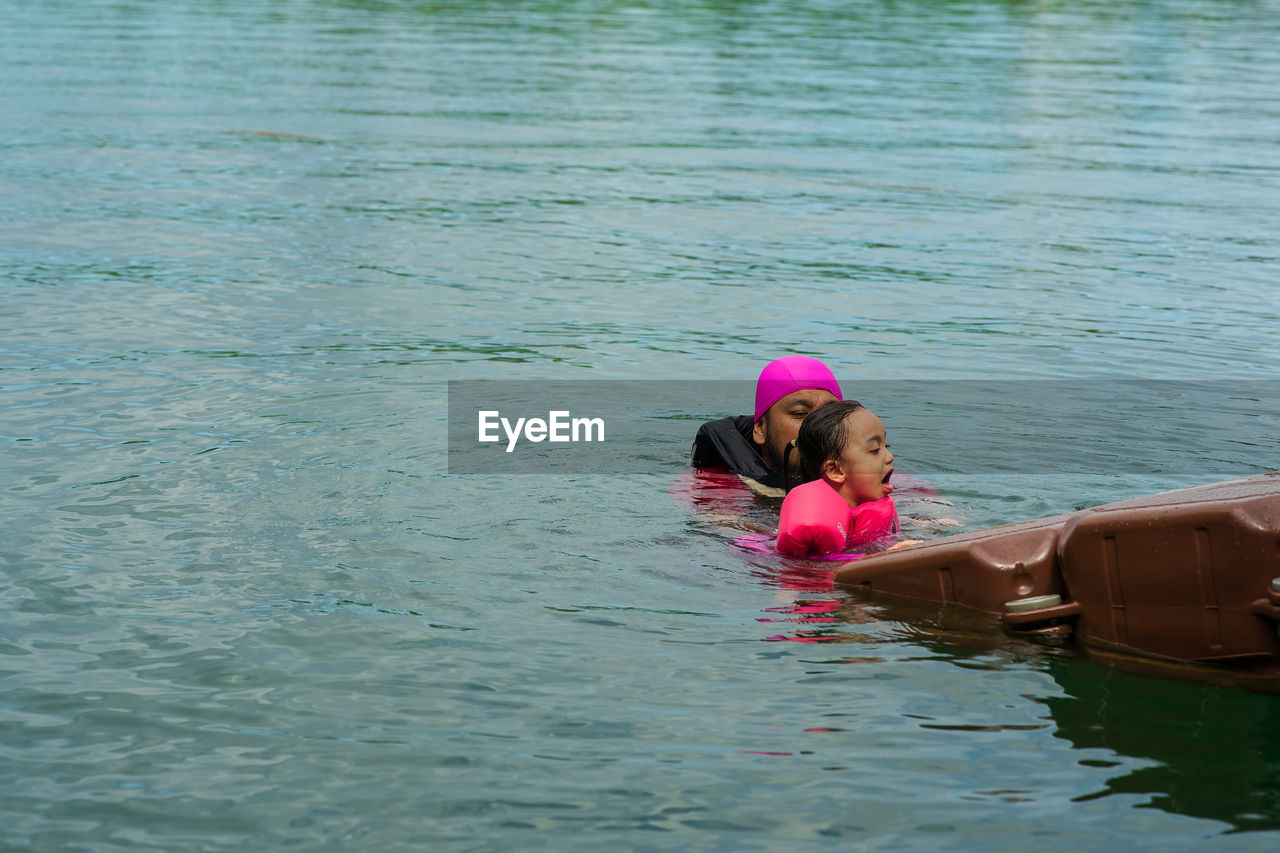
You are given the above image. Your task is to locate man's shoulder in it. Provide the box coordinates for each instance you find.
[691,415,754,465]
[690,415,782,491]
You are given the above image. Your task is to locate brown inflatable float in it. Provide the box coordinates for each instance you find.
[834,472,1280,689]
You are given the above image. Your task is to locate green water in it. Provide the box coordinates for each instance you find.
[3,0,1280,849]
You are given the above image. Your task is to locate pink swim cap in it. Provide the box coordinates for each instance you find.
[753,356,842,422]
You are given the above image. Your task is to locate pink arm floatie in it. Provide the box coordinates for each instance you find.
[776,480,899,556]
[846,495,900,547]
[776,480,855,556]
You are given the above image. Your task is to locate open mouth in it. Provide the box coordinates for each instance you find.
[882,468,895,493]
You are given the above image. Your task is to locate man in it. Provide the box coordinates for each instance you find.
[690,356,841,496]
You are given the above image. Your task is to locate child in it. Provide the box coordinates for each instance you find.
[775,400,900,556]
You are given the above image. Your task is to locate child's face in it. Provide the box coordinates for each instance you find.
[824,408,895,505]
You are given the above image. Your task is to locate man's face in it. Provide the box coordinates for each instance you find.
[752,388,839,472]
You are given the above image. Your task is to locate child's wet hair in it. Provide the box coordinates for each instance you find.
[783,400,864,492]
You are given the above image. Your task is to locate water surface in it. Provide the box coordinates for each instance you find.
[3,0,1280,849]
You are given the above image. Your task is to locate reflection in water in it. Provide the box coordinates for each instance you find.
[753,571,1061,656]
[1043,657,1280,833]
[759,578,1280,833]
